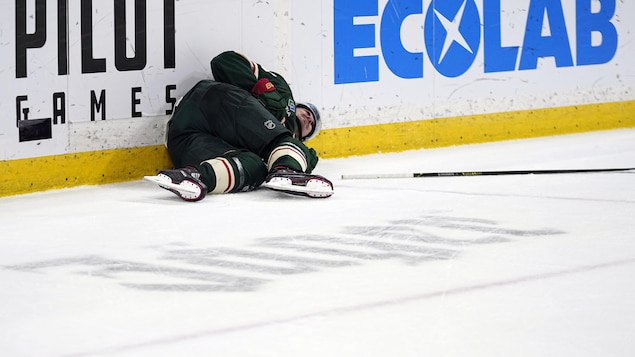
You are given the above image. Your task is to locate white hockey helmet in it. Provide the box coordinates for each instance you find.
[297,102,322,142]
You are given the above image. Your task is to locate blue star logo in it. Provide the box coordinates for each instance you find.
[424,0,481,77]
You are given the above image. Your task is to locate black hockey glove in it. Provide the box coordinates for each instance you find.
[306,147,319,173]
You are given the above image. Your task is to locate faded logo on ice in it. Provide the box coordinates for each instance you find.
[4,215,563,293]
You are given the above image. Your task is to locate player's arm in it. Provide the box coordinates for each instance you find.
[210,51,259,90]
[211,51,299,138]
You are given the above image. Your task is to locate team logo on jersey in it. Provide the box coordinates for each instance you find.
[286,99,296,117]
[264,119,276,130]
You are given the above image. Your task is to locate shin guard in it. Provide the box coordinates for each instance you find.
[266,137,318,173]
[200,151,267,193]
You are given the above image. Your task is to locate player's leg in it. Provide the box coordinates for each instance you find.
[262,135,333,198]
[156,85,267,200]
[160,131,268,200]
[197,149,267,194]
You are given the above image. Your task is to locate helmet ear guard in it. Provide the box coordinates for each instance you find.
[296,102,321,142]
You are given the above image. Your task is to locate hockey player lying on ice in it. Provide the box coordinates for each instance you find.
[146,51,333,201]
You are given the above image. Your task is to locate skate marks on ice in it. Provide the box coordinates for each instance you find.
[4,215,562,293]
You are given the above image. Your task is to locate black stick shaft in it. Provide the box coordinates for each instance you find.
[341,168,635,180]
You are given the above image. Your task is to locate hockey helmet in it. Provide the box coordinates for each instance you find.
[297,102,322,142]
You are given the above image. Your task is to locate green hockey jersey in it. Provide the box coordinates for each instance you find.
[211,51,300,139]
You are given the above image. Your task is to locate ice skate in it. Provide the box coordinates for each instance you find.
[262,168,333,198]
[144,167,207,202]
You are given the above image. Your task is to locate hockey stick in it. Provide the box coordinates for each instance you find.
[341,167,635,180]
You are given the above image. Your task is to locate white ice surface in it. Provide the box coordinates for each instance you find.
[1,129,635,357]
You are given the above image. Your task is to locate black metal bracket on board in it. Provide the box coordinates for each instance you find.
[17,106,52,142]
